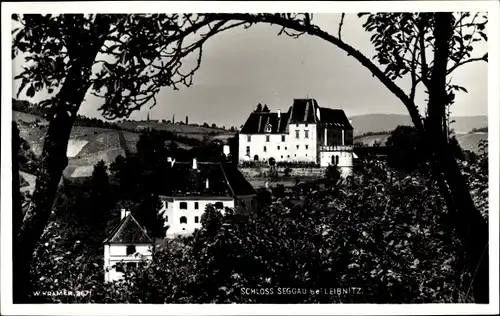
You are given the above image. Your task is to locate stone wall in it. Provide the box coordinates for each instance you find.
[239,167,326,179]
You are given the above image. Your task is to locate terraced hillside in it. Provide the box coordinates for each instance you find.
[13,110,237,182]
[13,111,195,180]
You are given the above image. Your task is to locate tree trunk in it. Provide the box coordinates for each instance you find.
[13,50,101,303]
[427,13,489,303]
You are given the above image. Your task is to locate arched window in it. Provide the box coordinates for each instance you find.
[180,216,187,224]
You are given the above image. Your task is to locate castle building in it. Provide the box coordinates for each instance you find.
[239,98,354,177]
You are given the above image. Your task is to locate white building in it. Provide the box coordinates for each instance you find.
[239,99,354,177]
[159,159,257,237]
[103,210,154,282]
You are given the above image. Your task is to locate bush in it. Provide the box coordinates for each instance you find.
[283,167,292,177]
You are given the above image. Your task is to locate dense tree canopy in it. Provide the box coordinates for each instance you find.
[30,152,488,303]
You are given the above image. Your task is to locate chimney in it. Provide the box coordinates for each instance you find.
[120,209,130,220]
[223,145,230,156]
[277,109,281,118]
[192,158,198,170]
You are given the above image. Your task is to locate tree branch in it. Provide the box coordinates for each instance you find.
[205,13,425,133]
[447,55,487,75]
[338,13,345,41]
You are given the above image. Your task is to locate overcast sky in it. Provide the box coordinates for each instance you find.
[13,13,488,128]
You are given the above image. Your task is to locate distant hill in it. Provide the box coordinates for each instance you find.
[349,114,488,136]
[354,132,488,154]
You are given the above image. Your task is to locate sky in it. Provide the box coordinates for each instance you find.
[12,13,488,128]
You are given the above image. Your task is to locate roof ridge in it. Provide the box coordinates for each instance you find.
[104,213,153,244]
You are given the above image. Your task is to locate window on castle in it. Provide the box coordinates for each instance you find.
[247,135,251,142]
[180,202,187,209]
[246,146,250,155]
[296,145,299,149]
[266,135,270,142]
[180,216,187,224]
[277,146,280,150]
[264,146,267,152]
[295,130,299,139]
[126,245,136,255]
[165,216,168,222]
[195,216,199,223]
[305,130,309,138]
[305,123,308,127]
[265,124,272,133]
[305,145,309,150]
[194,202,199,209]
[281,135,286,142]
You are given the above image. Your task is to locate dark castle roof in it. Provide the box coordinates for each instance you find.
[104,213,153,244]
[318,108,353,129]
[161,161,256,197]
[288,99,320,123]
[240,112,290,134]
[240,98,353,134]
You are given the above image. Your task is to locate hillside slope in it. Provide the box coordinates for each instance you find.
[349,114,487,136]
[14,111,144,179]
[13,110,233,180]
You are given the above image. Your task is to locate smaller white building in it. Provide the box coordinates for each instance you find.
[160,159,257,237]
[103,210,154,283]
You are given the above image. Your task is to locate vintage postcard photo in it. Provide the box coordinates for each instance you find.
[1,1,498,315]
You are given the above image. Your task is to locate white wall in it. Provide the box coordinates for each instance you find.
[320,150,353,178]
[104,243,153,282]
[161,198,235,237]
[239,123,317,163]
[239,133,287,162]
[287,123,317,162]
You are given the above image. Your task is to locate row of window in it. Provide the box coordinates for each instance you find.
[247,144,309,154]
[247,130,309,143]
[165,215,200,224]
[178,201,224,210]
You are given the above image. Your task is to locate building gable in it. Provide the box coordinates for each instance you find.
[104,214,153,244]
